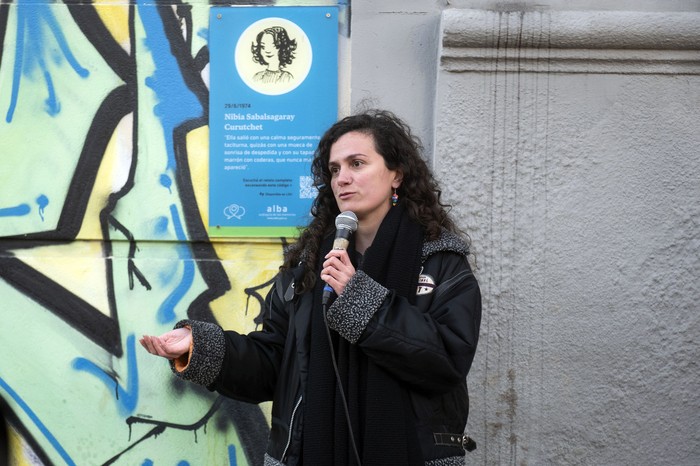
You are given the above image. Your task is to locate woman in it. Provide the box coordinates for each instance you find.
[140,110,481,466]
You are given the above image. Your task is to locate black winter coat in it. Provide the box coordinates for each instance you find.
[174,229,481,466]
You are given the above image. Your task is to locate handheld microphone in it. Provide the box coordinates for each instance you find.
[322,211,358,305]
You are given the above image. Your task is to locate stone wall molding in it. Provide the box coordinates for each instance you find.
[440,9,700,74]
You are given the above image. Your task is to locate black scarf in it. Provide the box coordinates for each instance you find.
[303,204,424,466]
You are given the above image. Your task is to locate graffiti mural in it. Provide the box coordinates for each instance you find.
[0,0,343,464]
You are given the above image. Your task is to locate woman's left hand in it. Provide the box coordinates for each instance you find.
[320,249,356,296]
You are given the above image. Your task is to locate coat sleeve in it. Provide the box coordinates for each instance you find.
[325,252,481,395]
[171,272,292,404]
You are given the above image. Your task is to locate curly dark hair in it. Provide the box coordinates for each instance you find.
[282,109,464,293]
[251,27,297,68]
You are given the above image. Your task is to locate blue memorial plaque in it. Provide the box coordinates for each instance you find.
[209,6,338,237]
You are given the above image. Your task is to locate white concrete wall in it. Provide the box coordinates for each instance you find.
[350,0,444,158]
[353,1,700,464]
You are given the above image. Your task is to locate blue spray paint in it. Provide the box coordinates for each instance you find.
[0,375,76,466]
[36,194,49,221]
[137,3,201,323]
[153,215,169,235]
[0,204,31,217]
[137,1,203,171]
[160,173,173,194]
[6,0,89,122]
[228,444,238,466]
[72,334,139,417]
[157,204,195,323]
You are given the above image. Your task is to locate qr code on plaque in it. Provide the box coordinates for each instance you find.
[299,176,317,199]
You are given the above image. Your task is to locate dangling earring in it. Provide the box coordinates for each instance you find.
[391,188,399,206]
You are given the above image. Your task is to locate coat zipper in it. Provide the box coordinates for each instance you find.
[281,395,303,461]
[433,270,474,301]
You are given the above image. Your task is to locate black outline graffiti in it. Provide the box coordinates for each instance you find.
[104,397,226,465]
[0,3,8,73]
[0,83,134,356]
[0,1,282,464]
[0,395,54,466]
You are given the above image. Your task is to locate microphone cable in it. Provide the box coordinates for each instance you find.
[323,301,363,466]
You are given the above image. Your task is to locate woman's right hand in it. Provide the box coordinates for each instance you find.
[321,249,356,297]
[139,327,192,360]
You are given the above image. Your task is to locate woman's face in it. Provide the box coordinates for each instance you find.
[328,131,401,231]
[259,33,279,64]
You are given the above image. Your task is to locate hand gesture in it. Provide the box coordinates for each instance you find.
[139,327,192,360]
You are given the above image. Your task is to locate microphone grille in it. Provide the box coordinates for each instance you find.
[336,211,358,232]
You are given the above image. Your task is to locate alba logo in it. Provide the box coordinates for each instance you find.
[267,205,288,213]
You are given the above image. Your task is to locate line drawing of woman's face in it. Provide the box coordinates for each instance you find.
[259,33,279,69]
[251,26,297,71]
